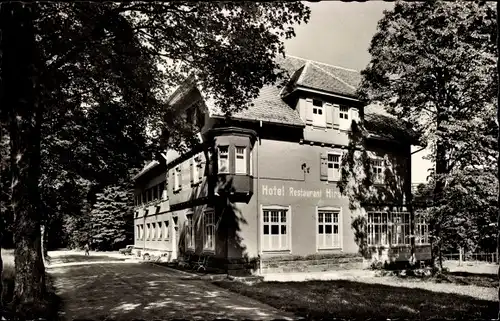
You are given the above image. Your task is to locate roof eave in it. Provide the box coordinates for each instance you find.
[209,114,305,128]
[283,86,362,104]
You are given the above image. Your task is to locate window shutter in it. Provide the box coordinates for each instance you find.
[351,108,359,123]
[189,159,194,184]
[320,153,328,181]
[325,103,333,128]
[305,98,313,125]
[332,104,340,128]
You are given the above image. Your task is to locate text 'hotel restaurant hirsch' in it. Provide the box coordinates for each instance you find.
[131,55,431,274]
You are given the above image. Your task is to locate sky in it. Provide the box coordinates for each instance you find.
[283,1,432,184]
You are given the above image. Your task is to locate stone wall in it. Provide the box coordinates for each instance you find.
[259,253,364,274]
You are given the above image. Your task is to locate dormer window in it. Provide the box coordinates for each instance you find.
[312,99,326,127]
[339,106,349,119]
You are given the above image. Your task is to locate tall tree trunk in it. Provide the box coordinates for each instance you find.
[497,1,500,318]
[0,2,46,317]
[432,134,447,270]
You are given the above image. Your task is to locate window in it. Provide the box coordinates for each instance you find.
[312,99,326,127]
[249,148,253,176]
[151,222,156,240]
[139,224,144,239]
[339,105,349,119]
[174,166,182,191]
[218,146,229,173]
[159,181,166,199]
[186,214,194,249]
[327,153,341,181]
[235,146,247,174]
[367,211,410,246]
[146,223,151,240]
[191,156,200,184]
[142,191,147,205]
[164,220,170,240]
[317,211,341,249]
[416,215,429,245]
[203,211,215,251]
[136,225,140,239]
[158,222,163,240]
[261,207,289,252]
[371,158,384,183]
[153,185,158,200]
[147,188,152,202]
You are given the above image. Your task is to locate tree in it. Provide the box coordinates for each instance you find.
[496,1,500,317]
[358,0,497,268]
[0,2,310,315]
[90,184,134,251]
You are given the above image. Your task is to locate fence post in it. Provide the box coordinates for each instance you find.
[458,247,462,266]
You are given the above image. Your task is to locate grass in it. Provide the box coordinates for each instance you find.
[1,248,62,320]
[213,279,497,320]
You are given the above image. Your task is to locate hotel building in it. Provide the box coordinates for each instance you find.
[131,56,431,274]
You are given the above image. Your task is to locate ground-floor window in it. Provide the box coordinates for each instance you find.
[136,225,140,239]
[203,211,215,251]
[317,210,341,249]
[158,222,163,240]
[415,214,429,245]
[151,222,156,240]
[164,220,170,240]
[261,206,290,252]
[186,213,195,249]
[367,211,410,246]
[146,223,151,240]
[139,224,144,239]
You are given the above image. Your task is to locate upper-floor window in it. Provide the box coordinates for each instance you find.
[312,99,326,127]
[339,105,349,119]
[327,153,341,181]
[190,154,203,185]
[371,157,384,184]
[159,181,166,200]
[174,166,182,191]
[218,146,229,173]
[235,146,247,174]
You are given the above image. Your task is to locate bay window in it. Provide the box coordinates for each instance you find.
[235,146,247,174]
[218,146,229,173]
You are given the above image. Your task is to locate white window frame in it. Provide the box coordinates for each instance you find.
[339,105,350,130]
[174,166,182,191]
[312,99,326,127]
[203,210,216,252]
[260,205,291,253]
[371,157,384,184]
[146,223,151,240]
[235,146,247,174]
[415,216,430,245]
[136,225,140,239]
[186,213,195,250]
[367,211,411,246]
[139,224,144,239]
[327,152,342,181]
[218,145,229,174]
[316,207,342,250]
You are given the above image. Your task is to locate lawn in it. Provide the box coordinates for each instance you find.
[213,279,497,320]
[2,249,61,320]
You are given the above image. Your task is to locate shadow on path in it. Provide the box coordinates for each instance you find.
[48,262,294,321]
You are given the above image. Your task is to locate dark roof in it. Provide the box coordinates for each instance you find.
[207,55,419,144]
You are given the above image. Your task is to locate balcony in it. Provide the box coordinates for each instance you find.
[214,174,253,203]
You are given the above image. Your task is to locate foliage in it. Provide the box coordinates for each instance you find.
[351,215,369,258]
[357,0,498,264]
[89,184,134,251]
